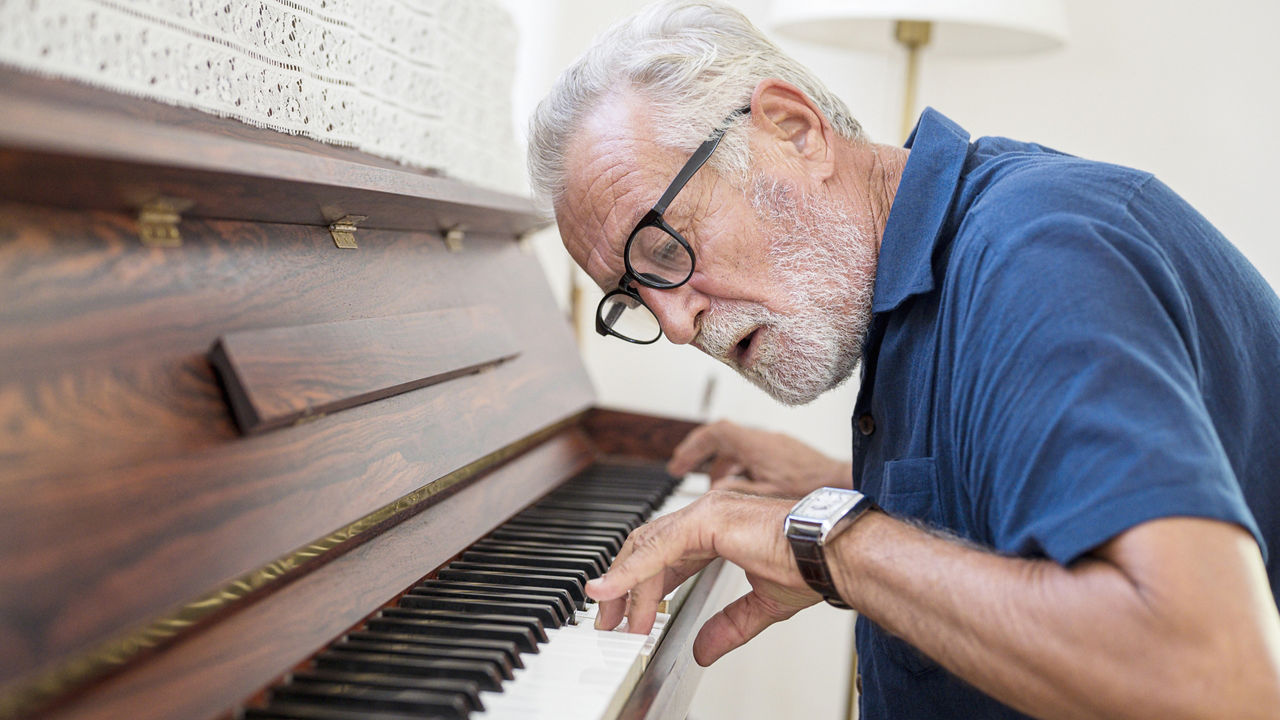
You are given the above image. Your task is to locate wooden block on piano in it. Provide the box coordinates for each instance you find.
[208,306,520,434]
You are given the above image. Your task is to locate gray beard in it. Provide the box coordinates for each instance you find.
[694,176,878,406]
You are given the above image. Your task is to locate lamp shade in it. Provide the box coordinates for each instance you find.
[769,0,1069,55]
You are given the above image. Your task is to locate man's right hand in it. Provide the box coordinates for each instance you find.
[667,420,852,497]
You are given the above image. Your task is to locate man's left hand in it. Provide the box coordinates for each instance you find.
[585,489,822,666]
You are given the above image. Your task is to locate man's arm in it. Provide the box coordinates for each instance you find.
[589,492,1280,720]
[667,420,852,496]
[826,511,1280,720]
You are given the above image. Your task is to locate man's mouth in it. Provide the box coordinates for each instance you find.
[731,327,760,367]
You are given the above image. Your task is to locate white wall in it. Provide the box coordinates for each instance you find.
[497,1,1280,718]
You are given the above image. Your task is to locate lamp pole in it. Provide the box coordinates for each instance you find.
[895,20,933,141]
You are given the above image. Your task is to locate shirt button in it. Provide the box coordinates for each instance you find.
[857,414,875,436]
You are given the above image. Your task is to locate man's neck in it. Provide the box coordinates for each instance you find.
[865,143,909,251]
[826,139,909,253]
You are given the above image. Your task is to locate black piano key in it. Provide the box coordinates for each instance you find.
[520,500,647,518]
[436,567,587,609]
[577,466,679,486]
[345,629,523,669]
[315,649,504,691]
[499,521,629,550]
[381,607,547,643]
[529,499,645,521]
[245,701,442,720]
[414,579,575,620]
[466,542,608,575]
[365,616,540,654]
[461,550,601,579]
[545,487,663,508]
[288,669,484,713]
[497,517,629,546]
[268,681,469,719]
[332,638,514,679]
[406,585,572,626]
[488,527,621,555]
[515,507,646,531]
[292,668,483,712]
[397,593,562,630]
[443,562,587,596]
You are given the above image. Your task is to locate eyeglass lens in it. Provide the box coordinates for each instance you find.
[627,225,695,287]
[599,291,661,343]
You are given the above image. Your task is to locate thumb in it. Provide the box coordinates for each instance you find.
[691,590,799,666]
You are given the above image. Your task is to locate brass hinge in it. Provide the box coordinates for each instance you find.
[138,199,190,247]
[329,215,366,249]
[444,228,465,252]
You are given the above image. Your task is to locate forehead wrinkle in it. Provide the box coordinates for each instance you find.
[568,141,671,288]
[560,93,698,288]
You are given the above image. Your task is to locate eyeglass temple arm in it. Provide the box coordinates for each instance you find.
[603,300,625,327]
[652,105,752,214]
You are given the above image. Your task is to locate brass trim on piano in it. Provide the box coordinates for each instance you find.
[0,414,582,720]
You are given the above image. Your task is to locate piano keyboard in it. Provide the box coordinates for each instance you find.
[242,464,707,720]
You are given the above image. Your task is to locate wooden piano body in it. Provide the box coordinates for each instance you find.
[0,70,727,720]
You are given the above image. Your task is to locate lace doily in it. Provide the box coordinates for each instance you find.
[0,0,524,194]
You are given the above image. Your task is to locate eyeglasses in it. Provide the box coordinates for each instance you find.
[595,105,752,344]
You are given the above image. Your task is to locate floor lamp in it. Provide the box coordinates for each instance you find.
[770,0,1069,141]
[767,3,1067,716]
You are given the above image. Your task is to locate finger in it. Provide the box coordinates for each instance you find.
[667,425,717,476]
[668,421,740,475]
[691,591,799,667]
[594,594,627,631]
[622,572,667,635]
[590,531,643,630]
[707,458,745,483]
[585,519,685,606]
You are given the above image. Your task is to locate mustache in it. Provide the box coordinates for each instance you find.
[694,303,774,362]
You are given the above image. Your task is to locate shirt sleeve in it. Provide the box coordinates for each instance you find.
[940,196,1261,565]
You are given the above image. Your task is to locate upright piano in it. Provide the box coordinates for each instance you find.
[0,70,732,720]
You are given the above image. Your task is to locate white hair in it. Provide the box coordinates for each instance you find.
[527,0,867,206]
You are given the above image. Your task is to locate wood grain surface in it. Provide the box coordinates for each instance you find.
[0,198,593,701]
[209,306,519,434]
[0,69,548,239]
[36,430,598,720]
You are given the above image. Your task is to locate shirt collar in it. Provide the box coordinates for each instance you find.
[871,107,971,314]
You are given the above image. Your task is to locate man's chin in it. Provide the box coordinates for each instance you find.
[747,370,839,407]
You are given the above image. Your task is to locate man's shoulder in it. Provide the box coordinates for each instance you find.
[944,142,1164,274]
[957,137,1155,244]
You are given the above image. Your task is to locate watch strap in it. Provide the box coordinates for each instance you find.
[789,534,852,609]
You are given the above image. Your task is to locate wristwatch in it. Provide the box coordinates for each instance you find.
[784,487,877,609]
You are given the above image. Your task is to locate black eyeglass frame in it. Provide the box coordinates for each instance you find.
[595,105,752,344]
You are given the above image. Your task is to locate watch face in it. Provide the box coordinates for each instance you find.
[795,488,853,516]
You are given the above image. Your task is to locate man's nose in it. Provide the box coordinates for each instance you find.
[638,284,706,345]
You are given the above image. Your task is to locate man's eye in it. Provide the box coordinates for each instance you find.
[653,237,681,261]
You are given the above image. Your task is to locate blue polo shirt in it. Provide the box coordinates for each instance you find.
[851,108,1280,719]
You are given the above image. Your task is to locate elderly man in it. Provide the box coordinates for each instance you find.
[527,2,1280,718]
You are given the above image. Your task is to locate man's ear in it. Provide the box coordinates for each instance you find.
[747,79,836,184]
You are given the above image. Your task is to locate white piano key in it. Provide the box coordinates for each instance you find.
[474,472,702,720]
[474,604,670,720]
